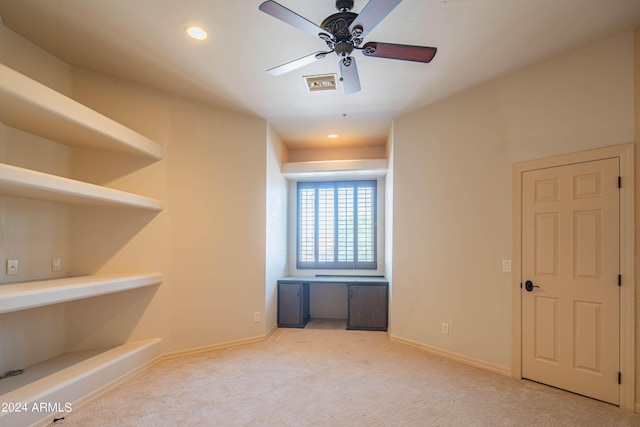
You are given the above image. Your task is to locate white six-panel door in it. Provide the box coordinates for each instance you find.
[521,158,619,404]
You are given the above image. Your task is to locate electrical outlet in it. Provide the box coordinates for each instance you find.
[52,257,62,272]
[7,259,18,275]
[441,323,449,335]
[254,312,260,323]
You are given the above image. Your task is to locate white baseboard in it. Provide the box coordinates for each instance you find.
[389,334,511,377]
[162,330,276,361]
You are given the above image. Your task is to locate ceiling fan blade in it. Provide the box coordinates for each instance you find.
[267,51,331,76]
[259,1,331,40]
[362,42,437,63]
[349,0,403,40]
[339,56,361,94]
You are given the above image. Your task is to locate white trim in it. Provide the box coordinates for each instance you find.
[160,326,278,362]
[511,143,635,411]
[282,159,387,180]
[161,334,270,362]
[390,335,511,377]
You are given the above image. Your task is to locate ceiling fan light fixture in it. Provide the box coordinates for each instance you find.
[303,74,338,93]
[259,0,437,94]
[185,26,208,40]
[328,134,339,139]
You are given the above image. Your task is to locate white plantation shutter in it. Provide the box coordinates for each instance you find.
[298,187,315,263]
[297,180,376,269]
[317,187,334,262]
[337,186,354,262]
[357,186,375,263]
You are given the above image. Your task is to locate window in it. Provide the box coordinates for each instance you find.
[297,180,377,269]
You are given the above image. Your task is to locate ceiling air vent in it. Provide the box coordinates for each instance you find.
[303,74,338,93]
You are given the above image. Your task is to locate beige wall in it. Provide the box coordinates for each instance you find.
[392,30,635,373]
[162,99,267,351]
[634,26,640,413]
[265,124,288,332]
[68,71,266,351]
[384,126,395,325]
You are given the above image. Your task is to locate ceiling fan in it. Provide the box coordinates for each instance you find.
[258,0,437,94]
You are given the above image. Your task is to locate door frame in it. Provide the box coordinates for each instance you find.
[511,143,635,411]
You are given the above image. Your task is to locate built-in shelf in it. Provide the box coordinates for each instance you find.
[0,338,162,426]
[0,63,165,425]
[0,63,163,160]
[0,273,163,314]
[282,159,388,180]
[0,163,163,211]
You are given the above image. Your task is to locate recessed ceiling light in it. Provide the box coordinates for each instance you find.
[328,134,339,139]
[185,26,208,40]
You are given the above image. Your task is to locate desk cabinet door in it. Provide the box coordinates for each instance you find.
[348,284,388,330]
[278,283,310,327]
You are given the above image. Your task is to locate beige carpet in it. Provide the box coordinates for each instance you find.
[305,318,346,330]
[63,328,640,426]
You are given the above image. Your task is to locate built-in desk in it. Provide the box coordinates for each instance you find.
[277,276,389,331]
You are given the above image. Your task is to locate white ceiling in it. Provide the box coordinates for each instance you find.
[1,0,639,150]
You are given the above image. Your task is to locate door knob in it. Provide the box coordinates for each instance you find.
[524,280,540,292]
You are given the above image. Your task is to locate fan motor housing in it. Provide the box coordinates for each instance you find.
[321,11,357,40]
